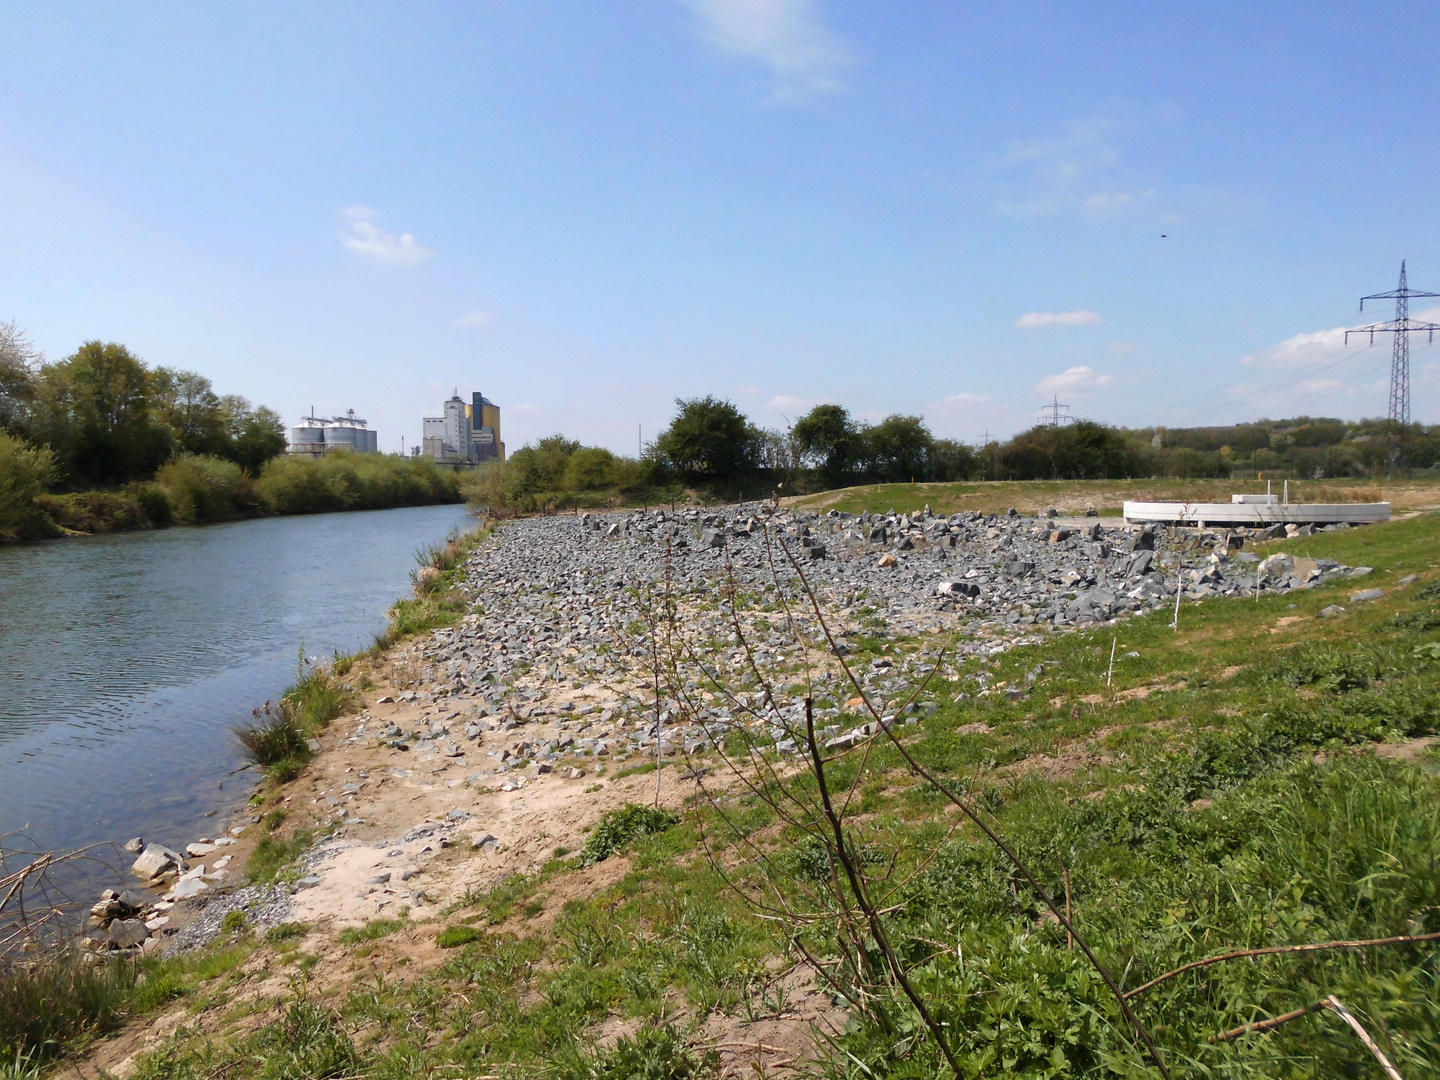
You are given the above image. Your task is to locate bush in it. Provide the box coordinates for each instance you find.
[579,805,679,866]
[234,708,310,769]
[256,453,460,516]
[0,433,59,540]
[155,454,259,523]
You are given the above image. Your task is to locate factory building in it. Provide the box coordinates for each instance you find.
[468,391,504,461]
[418,390,504,464]
[288,410,379,457]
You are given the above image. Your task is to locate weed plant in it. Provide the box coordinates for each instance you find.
[579,805,680,866]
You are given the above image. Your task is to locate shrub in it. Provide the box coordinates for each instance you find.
[0,433,59,541]
[155,454,259,523]
[234,708,310,769]
[579,804,679,866]
[265,922,310,943]
[256,453,460,516]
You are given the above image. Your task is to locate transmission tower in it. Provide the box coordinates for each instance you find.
[1038,395,1074,426]
[1346,261,1440,427]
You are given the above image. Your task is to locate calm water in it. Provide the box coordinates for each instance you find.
[0,503,475,855]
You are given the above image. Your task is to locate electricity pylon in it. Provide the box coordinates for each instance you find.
[1346,261,1439,471]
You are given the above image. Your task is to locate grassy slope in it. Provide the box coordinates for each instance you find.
[791,476,1440,518]
[26,515,1440,1080]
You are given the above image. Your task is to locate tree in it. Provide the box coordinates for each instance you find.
[793,404,862,484]
[152,368,230,457]
[0,320,41,437]
[928,438,980,481]
[564,447,616,490]
[865,414,933,482]
[654,396,757,481]
[226,401,287,474]
[37,342,172,487]
[999,420,1139,480]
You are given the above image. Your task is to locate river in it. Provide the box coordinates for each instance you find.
[0,503,476,858]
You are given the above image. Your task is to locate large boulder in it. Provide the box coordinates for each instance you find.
[1257,552,1294,582]
[107,919,150,948]
[130,844,182,882]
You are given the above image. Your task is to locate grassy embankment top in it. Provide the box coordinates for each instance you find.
[791,474,1440,518]
[7,513,1440,1079]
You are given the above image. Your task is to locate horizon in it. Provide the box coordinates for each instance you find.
[2,2,1438,454]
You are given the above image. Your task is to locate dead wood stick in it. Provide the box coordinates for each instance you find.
[1124,932,1440,999]
[1325,996,1406,1080]
[1209,1001,1325,1042]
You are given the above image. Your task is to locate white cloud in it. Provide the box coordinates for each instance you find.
[683,0,857,104]
[765,393,817,413]
[1035,365,1113,398]
[940,392,993,407]
[454,309,495,329]
[337,206,435,267]
[1016,310,1102,328]
[737,385,759,396]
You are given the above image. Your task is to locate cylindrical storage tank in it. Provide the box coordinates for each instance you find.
[290,424,325,454]
[324,424,359,452]
[365,429,378,454]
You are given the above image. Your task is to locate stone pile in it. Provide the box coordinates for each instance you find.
[356,503,1370,782]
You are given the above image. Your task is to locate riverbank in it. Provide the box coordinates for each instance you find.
[2,452,463,543]
[19,508,1440,1078]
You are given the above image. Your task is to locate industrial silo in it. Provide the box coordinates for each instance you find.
[289,421,326,457]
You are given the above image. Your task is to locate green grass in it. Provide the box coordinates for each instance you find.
[793,475,1437,517]
[336,918,407,945]
[248,829,314,885]
[435,925,481,949]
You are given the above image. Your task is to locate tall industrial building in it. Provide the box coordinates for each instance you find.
[468,391,503,461]
[288,409,379,457]
[419,390,504,464]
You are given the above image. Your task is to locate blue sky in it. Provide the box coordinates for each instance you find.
[2,1,1439,454]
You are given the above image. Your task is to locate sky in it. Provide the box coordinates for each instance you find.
[2,1,1439,455]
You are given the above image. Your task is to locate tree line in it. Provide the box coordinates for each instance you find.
[0,323,287,488]
[469,396,1440,515]
[0,324,461,541]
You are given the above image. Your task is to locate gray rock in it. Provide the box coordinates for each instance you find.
[1319,605,1346,618]
[122,837,144,854]
[108,919,150,948]
[1350,588,1384,603]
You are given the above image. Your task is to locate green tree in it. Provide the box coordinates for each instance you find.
[151,368,231,457]
[37,342,172,487]
[654,396,756,481]
[999,420,1139,480]
[793,404,861,484]
[222,398,287,473]
[564,446,616,490]
[865,414,933,482]
[0,320,40,438]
